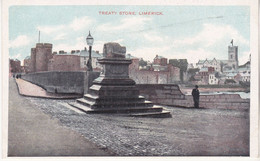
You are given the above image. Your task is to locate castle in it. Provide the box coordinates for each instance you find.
[29,43,53,72]
[24,43,102,73]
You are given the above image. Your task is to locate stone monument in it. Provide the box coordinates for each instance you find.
[69,42,171,117]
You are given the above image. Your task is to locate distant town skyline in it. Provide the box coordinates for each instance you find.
[9,5,250,65]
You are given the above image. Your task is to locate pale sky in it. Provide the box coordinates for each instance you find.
[9,5,250,65]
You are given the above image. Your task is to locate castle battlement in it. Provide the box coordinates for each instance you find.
[36,43,53,48]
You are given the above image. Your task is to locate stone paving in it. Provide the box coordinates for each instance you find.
[25,96,249,156]
[8,78,113,156]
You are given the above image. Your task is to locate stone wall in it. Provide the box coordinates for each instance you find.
[21,72,250,110]
[129,58,180,84]
[173,94,249,110]
[137,84,185,105]
[21,71,85,94]
[137,84,250,110]
[48,55,81,71]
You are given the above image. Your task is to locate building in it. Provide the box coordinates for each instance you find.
[196,44,239,73]
[9,59,22,73]
[48,54,80,71]
[227,45,239,70]
[23,56,31,73]
[153,55,167,66]
[240,73,250,82]
[74,47,102,71]
[193,67,215,85]
[196,58,224,73]
[209,73,219,85]
[29,43,53,72]
[129,55,180,84]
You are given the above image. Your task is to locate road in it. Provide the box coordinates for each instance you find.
[8,78,249,156]
[8,78,114,156]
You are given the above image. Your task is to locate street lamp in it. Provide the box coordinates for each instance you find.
[86,31,94,71]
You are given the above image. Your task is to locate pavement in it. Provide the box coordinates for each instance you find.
[15,78,81,99]
[8,78,114,156]
[9,77,249,156]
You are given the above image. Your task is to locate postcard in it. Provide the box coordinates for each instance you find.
[1,0,259,160]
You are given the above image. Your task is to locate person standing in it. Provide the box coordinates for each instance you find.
[192,85,200,108]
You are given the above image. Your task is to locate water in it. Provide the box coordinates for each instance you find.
[199,92,250,99]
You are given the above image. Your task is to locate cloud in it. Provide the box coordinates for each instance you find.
[69,16,94,31]
[53,36,100,52]
[239,51,250,65]
[9,35,31,48]
[173,23,249,48]
[143,31,164,42]
[54,33,67,40]
[37,16,94,36]
[97,17,152,32]
[10,53,21,59]
[37,25,65,34]
[169,48,216,65]
[129,46,171,61]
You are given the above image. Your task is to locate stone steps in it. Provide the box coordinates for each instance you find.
[83,94,145,103]
[127,110,172,118]
[76,98,153,109]
[88,88,140,98]
[68,102,171,118]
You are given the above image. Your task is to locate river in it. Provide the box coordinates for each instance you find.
[186,91,250,99]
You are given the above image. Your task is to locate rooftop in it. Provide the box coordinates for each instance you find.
[74,50,102,58]
[197,59,228,64]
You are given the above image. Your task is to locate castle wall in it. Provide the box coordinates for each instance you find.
[48,55,80,71]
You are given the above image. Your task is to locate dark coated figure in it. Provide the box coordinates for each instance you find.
[192,85,200,108]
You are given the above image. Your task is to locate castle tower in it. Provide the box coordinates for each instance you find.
[35,43,53,72]
[228,43,238,70]
[30,48,36,72]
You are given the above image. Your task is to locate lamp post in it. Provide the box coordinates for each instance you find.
[86,31,94,71]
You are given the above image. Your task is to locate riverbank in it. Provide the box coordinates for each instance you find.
[179,86,249,95]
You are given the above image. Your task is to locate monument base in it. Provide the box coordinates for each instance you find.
[69,101,171,118]
[68,42,172,118]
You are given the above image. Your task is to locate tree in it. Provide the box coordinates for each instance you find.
[220,61,224,73]
[169,59,188,83]
[139,58,147,67]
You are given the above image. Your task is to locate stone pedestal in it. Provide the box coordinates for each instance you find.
[69,43,171,118]
[84,71,100,94]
